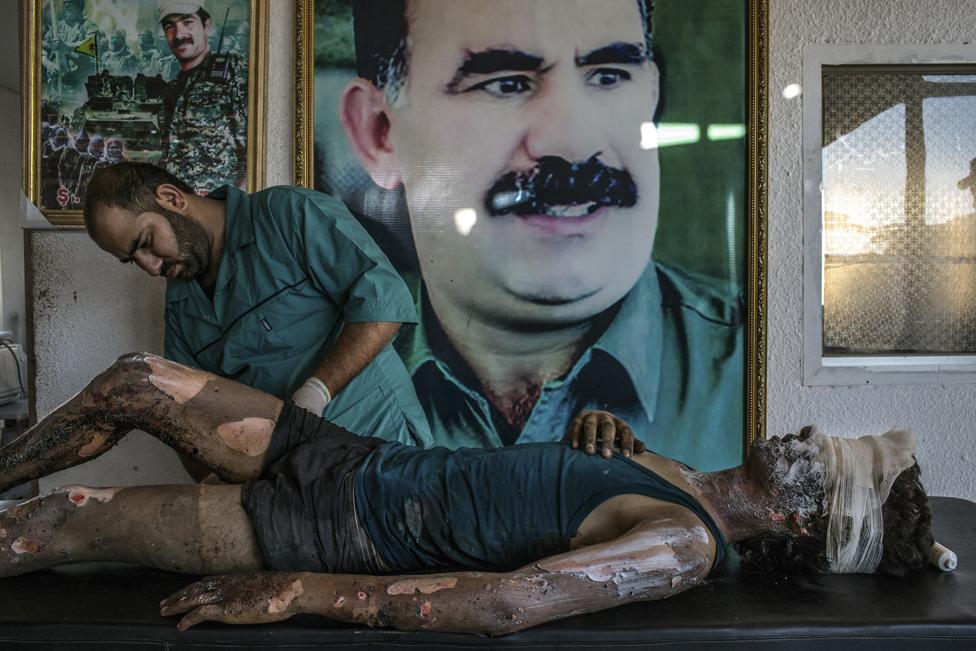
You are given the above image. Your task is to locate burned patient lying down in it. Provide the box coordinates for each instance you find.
[0,354,933,635]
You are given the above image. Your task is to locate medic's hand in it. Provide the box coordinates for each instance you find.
[291,377,331,415]
[563,410,647,458]
[160,573,306,631]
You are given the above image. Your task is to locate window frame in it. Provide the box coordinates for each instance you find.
[802,44,976,386]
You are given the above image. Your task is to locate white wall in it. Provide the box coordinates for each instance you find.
[21,0,976,499]
[1,2,25,347]
[766,0,976,500]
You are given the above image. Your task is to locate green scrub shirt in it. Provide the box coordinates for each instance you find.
[164,185,432,447]
[396,261,744,470]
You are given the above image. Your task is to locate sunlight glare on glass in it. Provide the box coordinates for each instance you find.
[782,83,802,99]
[650,123,700,148]
[454,208,477,236]
[640,121,659,149]
[922,75,976,83]
[707,124,746,141]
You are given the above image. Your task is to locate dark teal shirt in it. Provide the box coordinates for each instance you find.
[395,262,743,470]
[355,441,726,573]
[164,186,433,446]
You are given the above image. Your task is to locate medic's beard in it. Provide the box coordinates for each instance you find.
[484,154,638,218]
[162,209,211,280]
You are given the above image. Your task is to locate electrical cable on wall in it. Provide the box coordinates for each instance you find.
[0,337,25,399]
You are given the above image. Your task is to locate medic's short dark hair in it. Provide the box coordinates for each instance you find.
[83,162,195,238]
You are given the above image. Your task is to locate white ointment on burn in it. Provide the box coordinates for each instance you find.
[690,524,710,545]
[65,486,120,507]
[267,579,304,614]
[386,576,459,596]
[216,418,275,457]
[538,521,709,597]
[146,355,209,405]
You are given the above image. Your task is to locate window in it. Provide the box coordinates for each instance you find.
[803,46,976,384]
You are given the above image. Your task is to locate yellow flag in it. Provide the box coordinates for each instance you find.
[74,37,97,58]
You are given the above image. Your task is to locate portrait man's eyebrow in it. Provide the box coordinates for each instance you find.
[575,41,649,67]
[446,48,547,92]
[449,41,647,82]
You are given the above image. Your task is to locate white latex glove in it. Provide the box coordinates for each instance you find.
[291,376,332,415]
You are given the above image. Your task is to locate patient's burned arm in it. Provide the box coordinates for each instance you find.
[161,505,715,636]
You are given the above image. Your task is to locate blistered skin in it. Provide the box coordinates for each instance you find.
[386,577,459,595]
[0,353,282,494]
[746,430,827,529]
[675,430,830,544]
[216,419,276,457]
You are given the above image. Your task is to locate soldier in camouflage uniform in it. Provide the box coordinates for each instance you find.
[137,30,180,81]
[57,129,90,203]
[105,137,126,164]
[225,21,249,57]
[41,0,102,94]
[101,29,139,77]
[75,135,107,199]
[40,126,69,207]
[157,0,248,194]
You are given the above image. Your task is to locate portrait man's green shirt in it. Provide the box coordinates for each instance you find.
[165,185,432,447]
[396,262,744,471]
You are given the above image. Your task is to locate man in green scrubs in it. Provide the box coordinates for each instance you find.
[83,162,432,453]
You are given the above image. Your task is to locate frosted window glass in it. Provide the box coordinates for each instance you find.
[821,69,976,355]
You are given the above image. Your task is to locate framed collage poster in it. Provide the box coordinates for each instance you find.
[296,0,768,470]
[22,0,267,226]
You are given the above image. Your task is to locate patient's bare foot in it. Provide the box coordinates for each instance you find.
[0,486,119,577]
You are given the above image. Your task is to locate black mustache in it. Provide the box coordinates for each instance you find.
[484,155,638,217]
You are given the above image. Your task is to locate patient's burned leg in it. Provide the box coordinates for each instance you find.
[0,484,263,578]
[0,353,283,493]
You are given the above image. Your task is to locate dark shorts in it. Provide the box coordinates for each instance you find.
[240,401,391,574]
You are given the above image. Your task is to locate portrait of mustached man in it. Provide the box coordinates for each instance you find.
[339,0,744,469]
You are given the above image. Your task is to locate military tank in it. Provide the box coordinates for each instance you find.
[71,69,168,162]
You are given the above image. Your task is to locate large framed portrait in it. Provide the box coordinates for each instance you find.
[296,0,767,470]
[22,0,268,226]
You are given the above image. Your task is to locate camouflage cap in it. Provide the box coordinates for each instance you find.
[158,1,203,21]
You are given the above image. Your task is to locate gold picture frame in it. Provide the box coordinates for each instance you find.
[294,0,768,457]
[22,0,268,227]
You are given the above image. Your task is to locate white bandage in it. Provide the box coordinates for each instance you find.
[291,377,332,415]
[815,428,918,574]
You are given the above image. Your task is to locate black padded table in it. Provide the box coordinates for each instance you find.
[1,496,973,650]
